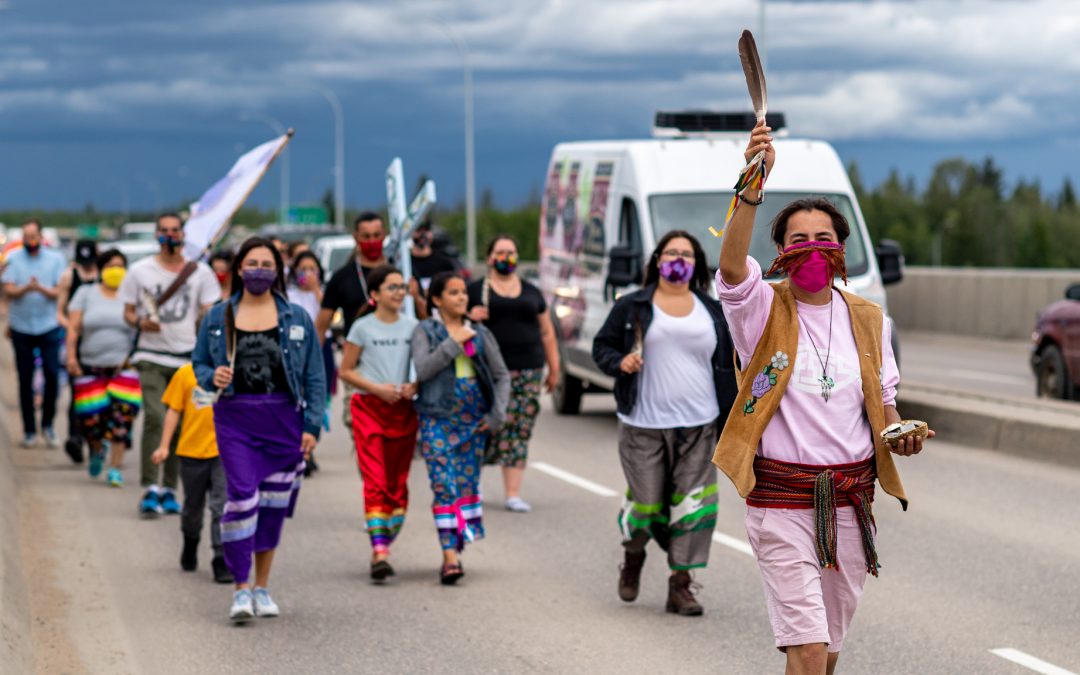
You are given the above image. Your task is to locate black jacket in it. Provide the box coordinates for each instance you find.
[591,284,739,421]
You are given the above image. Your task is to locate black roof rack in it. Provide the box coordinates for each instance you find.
[653,110,786,135]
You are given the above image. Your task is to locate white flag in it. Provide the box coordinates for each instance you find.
[183,133,291,261]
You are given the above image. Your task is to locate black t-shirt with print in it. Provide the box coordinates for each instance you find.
[410,251,458,293]
[233,327,290,395]
[466,279,548,371]
[322,260,378,336]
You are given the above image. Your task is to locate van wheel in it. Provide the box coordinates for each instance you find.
[553,368,583,415]
[1036,344,1072,399]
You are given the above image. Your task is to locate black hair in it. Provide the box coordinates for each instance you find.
[642,230,711,293]
[770,197,850,247]
[485,233,518,257]
[156,213,184,229]
[354,211,383,232]
[426,270,465,309]
[95,248,127,272]
[209,249,235,266]
[288,250,325,286]
[356,265,404,319]
[230,237,287,297]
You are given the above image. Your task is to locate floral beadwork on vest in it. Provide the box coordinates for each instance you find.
[742,351,789,414]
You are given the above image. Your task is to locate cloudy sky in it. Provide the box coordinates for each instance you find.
[0,0,1076,213]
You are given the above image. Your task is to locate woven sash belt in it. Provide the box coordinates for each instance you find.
[747,456,880,577]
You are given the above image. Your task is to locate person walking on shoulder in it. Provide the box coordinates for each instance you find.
[592,231,738,616]
[467,235,559,513]
[715,120,932,674]
[65,249,141,486]
[339,266,418,581]
[412,272,509,585]
[1,219,67,448]
[119,213,220,518]
[193,237,325,623]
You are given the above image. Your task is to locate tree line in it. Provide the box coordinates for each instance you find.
[850,157,1080,268]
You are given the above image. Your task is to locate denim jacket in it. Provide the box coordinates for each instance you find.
[192,291,326,437]
[410,318,510,429]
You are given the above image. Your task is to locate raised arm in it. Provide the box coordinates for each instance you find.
[719,119,776,286]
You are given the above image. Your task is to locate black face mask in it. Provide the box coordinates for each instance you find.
[24,241,41,254]
[158,235,182,253]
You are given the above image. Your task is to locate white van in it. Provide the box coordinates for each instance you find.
[538,111,903,414]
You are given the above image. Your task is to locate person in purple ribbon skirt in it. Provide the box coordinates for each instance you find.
[193,237,326,623]
[592,231,738,616]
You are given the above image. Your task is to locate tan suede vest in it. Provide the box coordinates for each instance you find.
[711,281,908,509]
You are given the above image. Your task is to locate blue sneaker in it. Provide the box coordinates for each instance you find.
[43,427,58,449]
[107,468,123,487]
[139,489,161,518]
[159,490,181,515]
[19,434,37,449]
[88,453,104,479]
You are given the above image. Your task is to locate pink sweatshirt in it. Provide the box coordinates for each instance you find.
[715,257,899,465]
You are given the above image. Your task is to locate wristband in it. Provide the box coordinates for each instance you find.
[738,191,764,206]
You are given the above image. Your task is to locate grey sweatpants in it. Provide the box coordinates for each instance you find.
[617,420,719,571]
[179,456,226,556]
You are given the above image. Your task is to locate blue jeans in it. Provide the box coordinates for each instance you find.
[10,327,63,437]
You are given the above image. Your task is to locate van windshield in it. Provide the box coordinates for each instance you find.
[647,192,868,277]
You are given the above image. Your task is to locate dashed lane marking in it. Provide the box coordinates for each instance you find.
[531,461,619,498]
[990,648,1077,675]
[711,531,754,557]
[531,461,754,556]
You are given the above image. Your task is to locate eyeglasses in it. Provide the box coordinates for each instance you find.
[661,250,695,260]
[383,283,408,293]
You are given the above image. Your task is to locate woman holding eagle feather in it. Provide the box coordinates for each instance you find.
[712,31,934,674]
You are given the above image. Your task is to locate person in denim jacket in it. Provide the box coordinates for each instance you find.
[192,237,326,623]
[411,271,510,585]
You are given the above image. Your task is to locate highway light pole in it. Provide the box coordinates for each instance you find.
[439,20,477,268]
[239,111,290,224]
[302,84,345,230]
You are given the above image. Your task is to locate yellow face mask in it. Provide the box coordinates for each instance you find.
[101,267,126,289]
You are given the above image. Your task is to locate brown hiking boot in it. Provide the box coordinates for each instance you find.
[666,571,704,616]
[618,549,646,602]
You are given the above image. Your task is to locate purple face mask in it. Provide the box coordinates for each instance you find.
[241,268,276,295]
[659,257,694,285]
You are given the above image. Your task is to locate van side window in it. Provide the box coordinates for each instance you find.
[618,198,642,253]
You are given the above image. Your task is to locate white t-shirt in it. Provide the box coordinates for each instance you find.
[346,313,418,387]
[619,295,720,429]
[117,257,220,368]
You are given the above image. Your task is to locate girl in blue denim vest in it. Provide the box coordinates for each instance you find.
[411,272,509,584]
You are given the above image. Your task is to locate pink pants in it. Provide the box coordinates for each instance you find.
[745,505,871,653]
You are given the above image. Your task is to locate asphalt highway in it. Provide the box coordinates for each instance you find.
[8,385,1080,674]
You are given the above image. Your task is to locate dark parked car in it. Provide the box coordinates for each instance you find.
[1031,282,1080,399]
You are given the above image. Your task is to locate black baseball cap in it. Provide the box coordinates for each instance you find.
[75,239,98,265]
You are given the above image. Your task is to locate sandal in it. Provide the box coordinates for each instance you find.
[439,562,464,586]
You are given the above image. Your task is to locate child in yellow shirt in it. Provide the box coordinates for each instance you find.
[152,363,232,583]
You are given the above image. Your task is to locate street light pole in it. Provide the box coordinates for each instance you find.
[300,84,345,229]
[239,111,290,224]
[439,21,477,268]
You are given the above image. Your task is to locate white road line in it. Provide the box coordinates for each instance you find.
[990,648,1077,675]
[712,531,754,557]
[531,461,619,498]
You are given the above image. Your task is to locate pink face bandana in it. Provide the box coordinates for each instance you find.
[767,241,847,292]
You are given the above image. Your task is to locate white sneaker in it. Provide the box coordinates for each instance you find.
[229,589,255,623]
[253,587,280,618]
[505,496,532,513]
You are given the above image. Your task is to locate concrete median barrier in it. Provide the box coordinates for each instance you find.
[898,381,1080,468]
